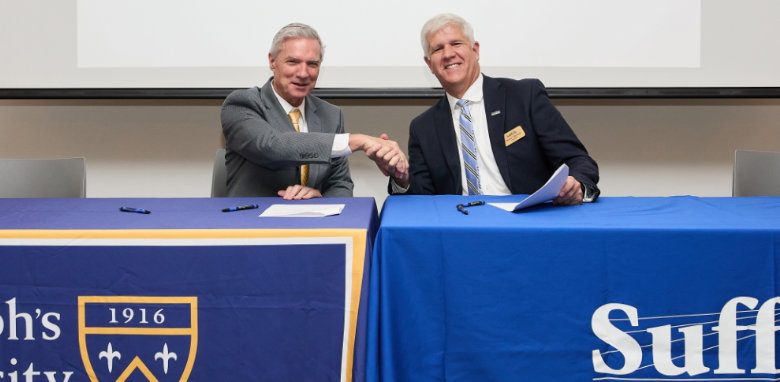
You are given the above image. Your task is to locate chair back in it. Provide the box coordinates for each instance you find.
[0,157,86,198]
[733,149,780,196]
[211,149,228,197]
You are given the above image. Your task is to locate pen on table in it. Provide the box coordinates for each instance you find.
[119,206,151,214]
[221,204,259,213]
[456,200,485,215]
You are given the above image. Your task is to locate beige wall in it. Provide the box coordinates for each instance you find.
[1,97,779,206]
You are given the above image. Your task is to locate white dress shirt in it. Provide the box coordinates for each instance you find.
[447,74,512,195]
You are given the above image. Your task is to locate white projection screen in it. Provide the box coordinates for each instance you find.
[1,0,779,97]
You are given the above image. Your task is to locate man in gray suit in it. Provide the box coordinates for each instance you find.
[222,23,407,199]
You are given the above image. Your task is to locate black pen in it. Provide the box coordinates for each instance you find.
[120,207,151,214]
[456,200,485,215]
[221,204,259,212]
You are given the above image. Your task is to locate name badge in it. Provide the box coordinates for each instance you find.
[504,125,525,146]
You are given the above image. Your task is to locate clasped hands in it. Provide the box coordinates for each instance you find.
[351,133,408,181]
[278,133,408,200]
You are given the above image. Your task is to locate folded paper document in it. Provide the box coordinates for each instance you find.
[489,164,569,212]
[260,204,345,217]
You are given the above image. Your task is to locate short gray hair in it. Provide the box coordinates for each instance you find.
[269,23,324,61]
[420,13,475,58]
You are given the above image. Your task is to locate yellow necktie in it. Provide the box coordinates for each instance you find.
[288,109,309,186]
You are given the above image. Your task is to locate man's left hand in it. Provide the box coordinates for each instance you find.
[553,176,583,206]
[277,185,323,200]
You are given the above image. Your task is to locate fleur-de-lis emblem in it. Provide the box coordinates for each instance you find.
[98,342,121,373]
[155,343,178,374]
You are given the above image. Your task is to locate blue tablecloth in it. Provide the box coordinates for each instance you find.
[0,197,378,382]
[367,195,780,382]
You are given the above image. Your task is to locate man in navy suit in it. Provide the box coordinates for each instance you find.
[392,14,599,205]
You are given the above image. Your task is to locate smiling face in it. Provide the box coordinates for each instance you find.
[269,37,322,107]
[424,24,480,99]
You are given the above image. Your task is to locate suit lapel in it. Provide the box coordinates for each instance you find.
[304,97,321,133]
[483,76,512,189]
[260,79,306,185]
[260,80,295,132]
[433,98,462,194]
[303,97,323,186]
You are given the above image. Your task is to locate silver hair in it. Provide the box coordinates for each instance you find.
[420,13,475,58]
[269,22,324,61]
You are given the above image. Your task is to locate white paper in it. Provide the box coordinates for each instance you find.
[489,164,569,212]
[259,204,345,217]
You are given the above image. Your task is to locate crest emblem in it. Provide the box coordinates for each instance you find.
[78,296,198,382]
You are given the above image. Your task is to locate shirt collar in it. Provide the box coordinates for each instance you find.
[446,73,484,111]
[271,85,306,120]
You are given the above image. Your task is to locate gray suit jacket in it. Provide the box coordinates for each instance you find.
[220,79,353,197]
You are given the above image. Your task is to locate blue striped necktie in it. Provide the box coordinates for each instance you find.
[457,99,481,195]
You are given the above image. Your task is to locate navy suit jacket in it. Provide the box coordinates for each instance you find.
[404,75,599,197]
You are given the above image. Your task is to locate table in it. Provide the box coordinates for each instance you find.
[0,197,378,382]
[367,195,780,382]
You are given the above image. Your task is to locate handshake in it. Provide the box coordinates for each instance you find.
[279,132,409,200]
[349,133,409,186]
